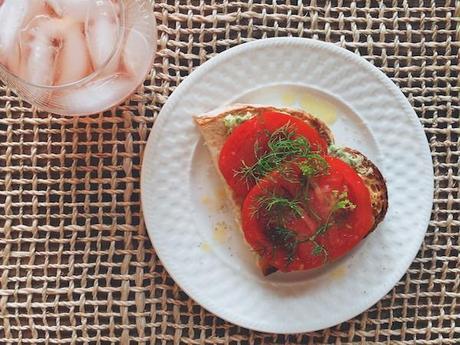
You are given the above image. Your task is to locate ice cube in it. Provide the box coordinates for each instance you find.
[110,0,121,17]
[0,0,30,54]
[85,0,119,69]
[20,35,58,86]
[0,0,47,72]
[46,0,91,21]
[18,15,60,85]
[57,74,136,114]
[120,0,155,78]
[55,20,90,85]
[123,29,152,78]
[45,0,63,16]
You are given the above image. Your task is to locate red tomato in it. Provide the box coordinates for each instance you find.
[314,157,374,260]
[218,111,328,200]
[241,156,373,272]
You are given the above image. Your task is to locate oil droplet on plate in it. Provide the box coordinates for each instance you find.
[215,186,227,201]
[213,221,228,244]
[201,195,211,205]
[280,90,337,125]
[299,94,337,125]
[200,242,211,253]
[330,265,347,280]
[281,92,296,106]
[201,193,225,213]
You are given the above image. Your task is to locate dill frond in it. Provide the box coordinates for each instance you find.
[235,122,312,183]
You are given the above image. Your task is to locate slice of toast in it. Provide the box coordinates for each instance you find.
[194,104,335,223]
[194,104,388,274]
[331,147,388,231]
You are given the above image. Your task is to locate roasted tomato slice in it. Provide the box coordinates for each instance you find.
[218,111,328,200]
[241,156,374,272]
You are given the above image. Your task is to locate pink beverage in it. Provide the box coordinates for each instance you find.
[0,0,156,115]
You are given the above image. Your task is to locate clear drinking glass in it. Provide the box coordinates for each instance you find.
[0,0,157,115]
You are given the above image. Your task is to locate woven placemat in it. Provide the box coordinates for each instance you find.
[0,0,458,344]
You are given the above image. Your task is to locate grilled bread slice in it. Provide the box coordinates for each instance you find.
[194,104,335,221]
[194,104,388,274]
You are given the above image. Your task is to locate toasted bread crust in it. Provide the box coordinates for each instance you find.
[194,104,388,275]
[339,148,388,231]
[194,103,334,147]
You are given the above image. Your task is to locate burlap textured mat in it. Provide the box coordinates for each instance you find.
[0,1,458,344]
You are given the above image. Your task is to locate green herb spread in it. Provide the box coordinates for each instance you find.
[328,144,363,167]
[223,113,253,132]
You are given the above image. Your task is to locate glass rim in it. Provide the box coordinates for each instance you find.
[0,0,126,91]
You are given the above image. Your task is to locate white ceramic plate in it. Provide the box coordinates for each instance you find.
[141,38,433,333]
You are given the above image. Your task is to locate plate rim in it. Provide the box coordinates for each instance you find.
[141,37,434,333]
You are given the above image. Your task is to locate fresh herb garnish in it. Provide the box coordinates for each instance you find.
[254,193,303,223]
[333,191,356,211]
[315,223,332,236]
[259,191,356,265]
[312,242,326,256]
[236,122,312,183]
[298,154,329,177]
[268,226,298,245]
[266,226,309,264]
[237,121,357,267]
[294,154,329,204]
[310,191,356,243]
